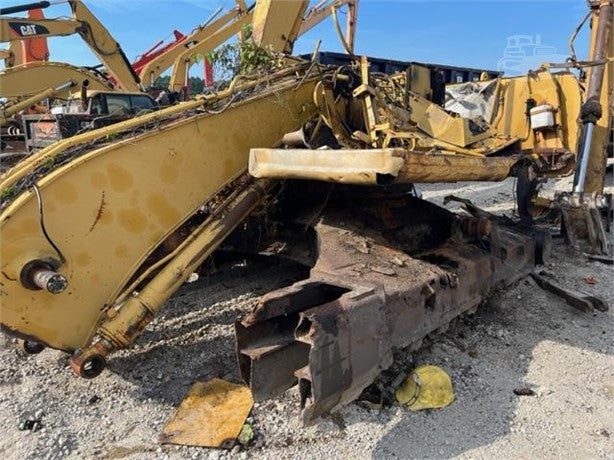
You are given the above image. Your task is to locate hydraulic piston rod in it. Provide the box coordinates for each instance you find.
[0,79,75,124]
[0,1,52,15]
[573,0,613,193]
[70,179,273,378]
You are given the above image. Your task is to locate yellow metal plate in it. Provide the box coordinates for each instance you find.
[160,379,254,449]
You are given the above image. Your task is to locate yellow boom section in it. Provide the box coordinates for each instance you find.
[0,61,113,98]
[140,2,249,88]
[0,71,318,351]
[169,8,254,94]
[252,0,309,53]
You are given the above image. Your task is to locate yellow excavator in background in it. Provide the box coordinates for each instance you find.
[0,0,355,159]
[1,0,142,151]
[164,0,357,98]
[1,6,49,68]
[138,1,252,93]
[0,0,141,91]
[1,0,357,114]
[0,0,611,424]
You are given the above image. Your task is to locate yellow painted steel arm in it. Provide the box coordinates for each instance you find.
[167,0,359,95]
[584,0,613,193]
[169,10,254,93]
[139,4,249,88]
[0,17,81,41]
[299,0,356,39]
[0,73,319,352]
[0,1,141,92]
[1,79,75,125]
[66,0,140,91]
[252,0,309,54]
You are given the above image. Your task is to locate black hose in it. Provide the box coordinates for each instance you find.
[1,1,50,15]
[31,184,67,264]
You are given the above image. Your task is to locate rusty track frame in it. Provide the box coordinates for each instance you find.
[236,192,546,423]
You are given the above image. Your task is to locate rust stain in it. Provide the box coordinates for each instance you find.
[88,191,107,234]
[98,208,114,225]
[1,271,16,281]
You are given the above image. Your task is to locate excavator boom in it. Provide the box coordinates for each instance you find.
[168,3,253,95]
[138,4,250,89]
[167,0,357,95]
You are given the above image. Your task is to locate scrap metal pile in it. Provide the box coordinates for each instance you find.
[0,0,612,425]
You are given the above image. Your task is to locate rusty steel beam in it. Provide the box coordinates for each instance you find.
[236,194,547,423]
[249,148,521,185]
[531,272,609,313]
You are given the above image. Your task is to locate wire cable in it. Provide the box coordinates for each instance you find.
[31,183,66,263]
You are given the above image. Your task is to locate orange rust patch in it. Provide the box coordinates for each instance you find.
[88,191,107,233]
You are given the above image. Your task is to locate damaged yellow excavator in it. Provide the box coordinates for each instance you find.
[0,0,612,424]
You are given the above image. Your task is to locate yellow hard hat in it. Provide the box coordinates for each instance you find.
[395,365,455,411]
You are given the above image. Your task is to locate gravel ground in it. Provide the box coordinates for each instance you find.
[1,175,613,460]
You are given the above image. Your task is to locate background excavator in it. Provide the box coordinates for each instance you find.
[0,0,611,424]
[1,5,49,68]
[0,0,143,158]
[1,0,358,158]
[0,0,141,91]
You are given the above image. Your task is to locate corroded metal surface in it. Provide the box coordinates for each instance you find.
[237,192,545,423]
[249,148,520,184]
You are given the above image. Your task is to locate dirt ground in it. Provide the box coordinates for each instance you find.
[1,175,613,460]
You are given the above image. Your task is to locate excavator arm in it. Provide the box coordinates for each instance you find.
[168,3,253,94]
[251,0,357,53]
[1,0,608,422]
[299,0,358,50]
[0,16,81,40]
[139,3,249,88]
[582,0,613,194]
[251,0,310,54]
[0,1,141,92]
[167,0,358,95]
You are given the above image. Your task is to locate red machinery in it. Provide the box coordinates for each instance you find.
[132,30,186,76]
